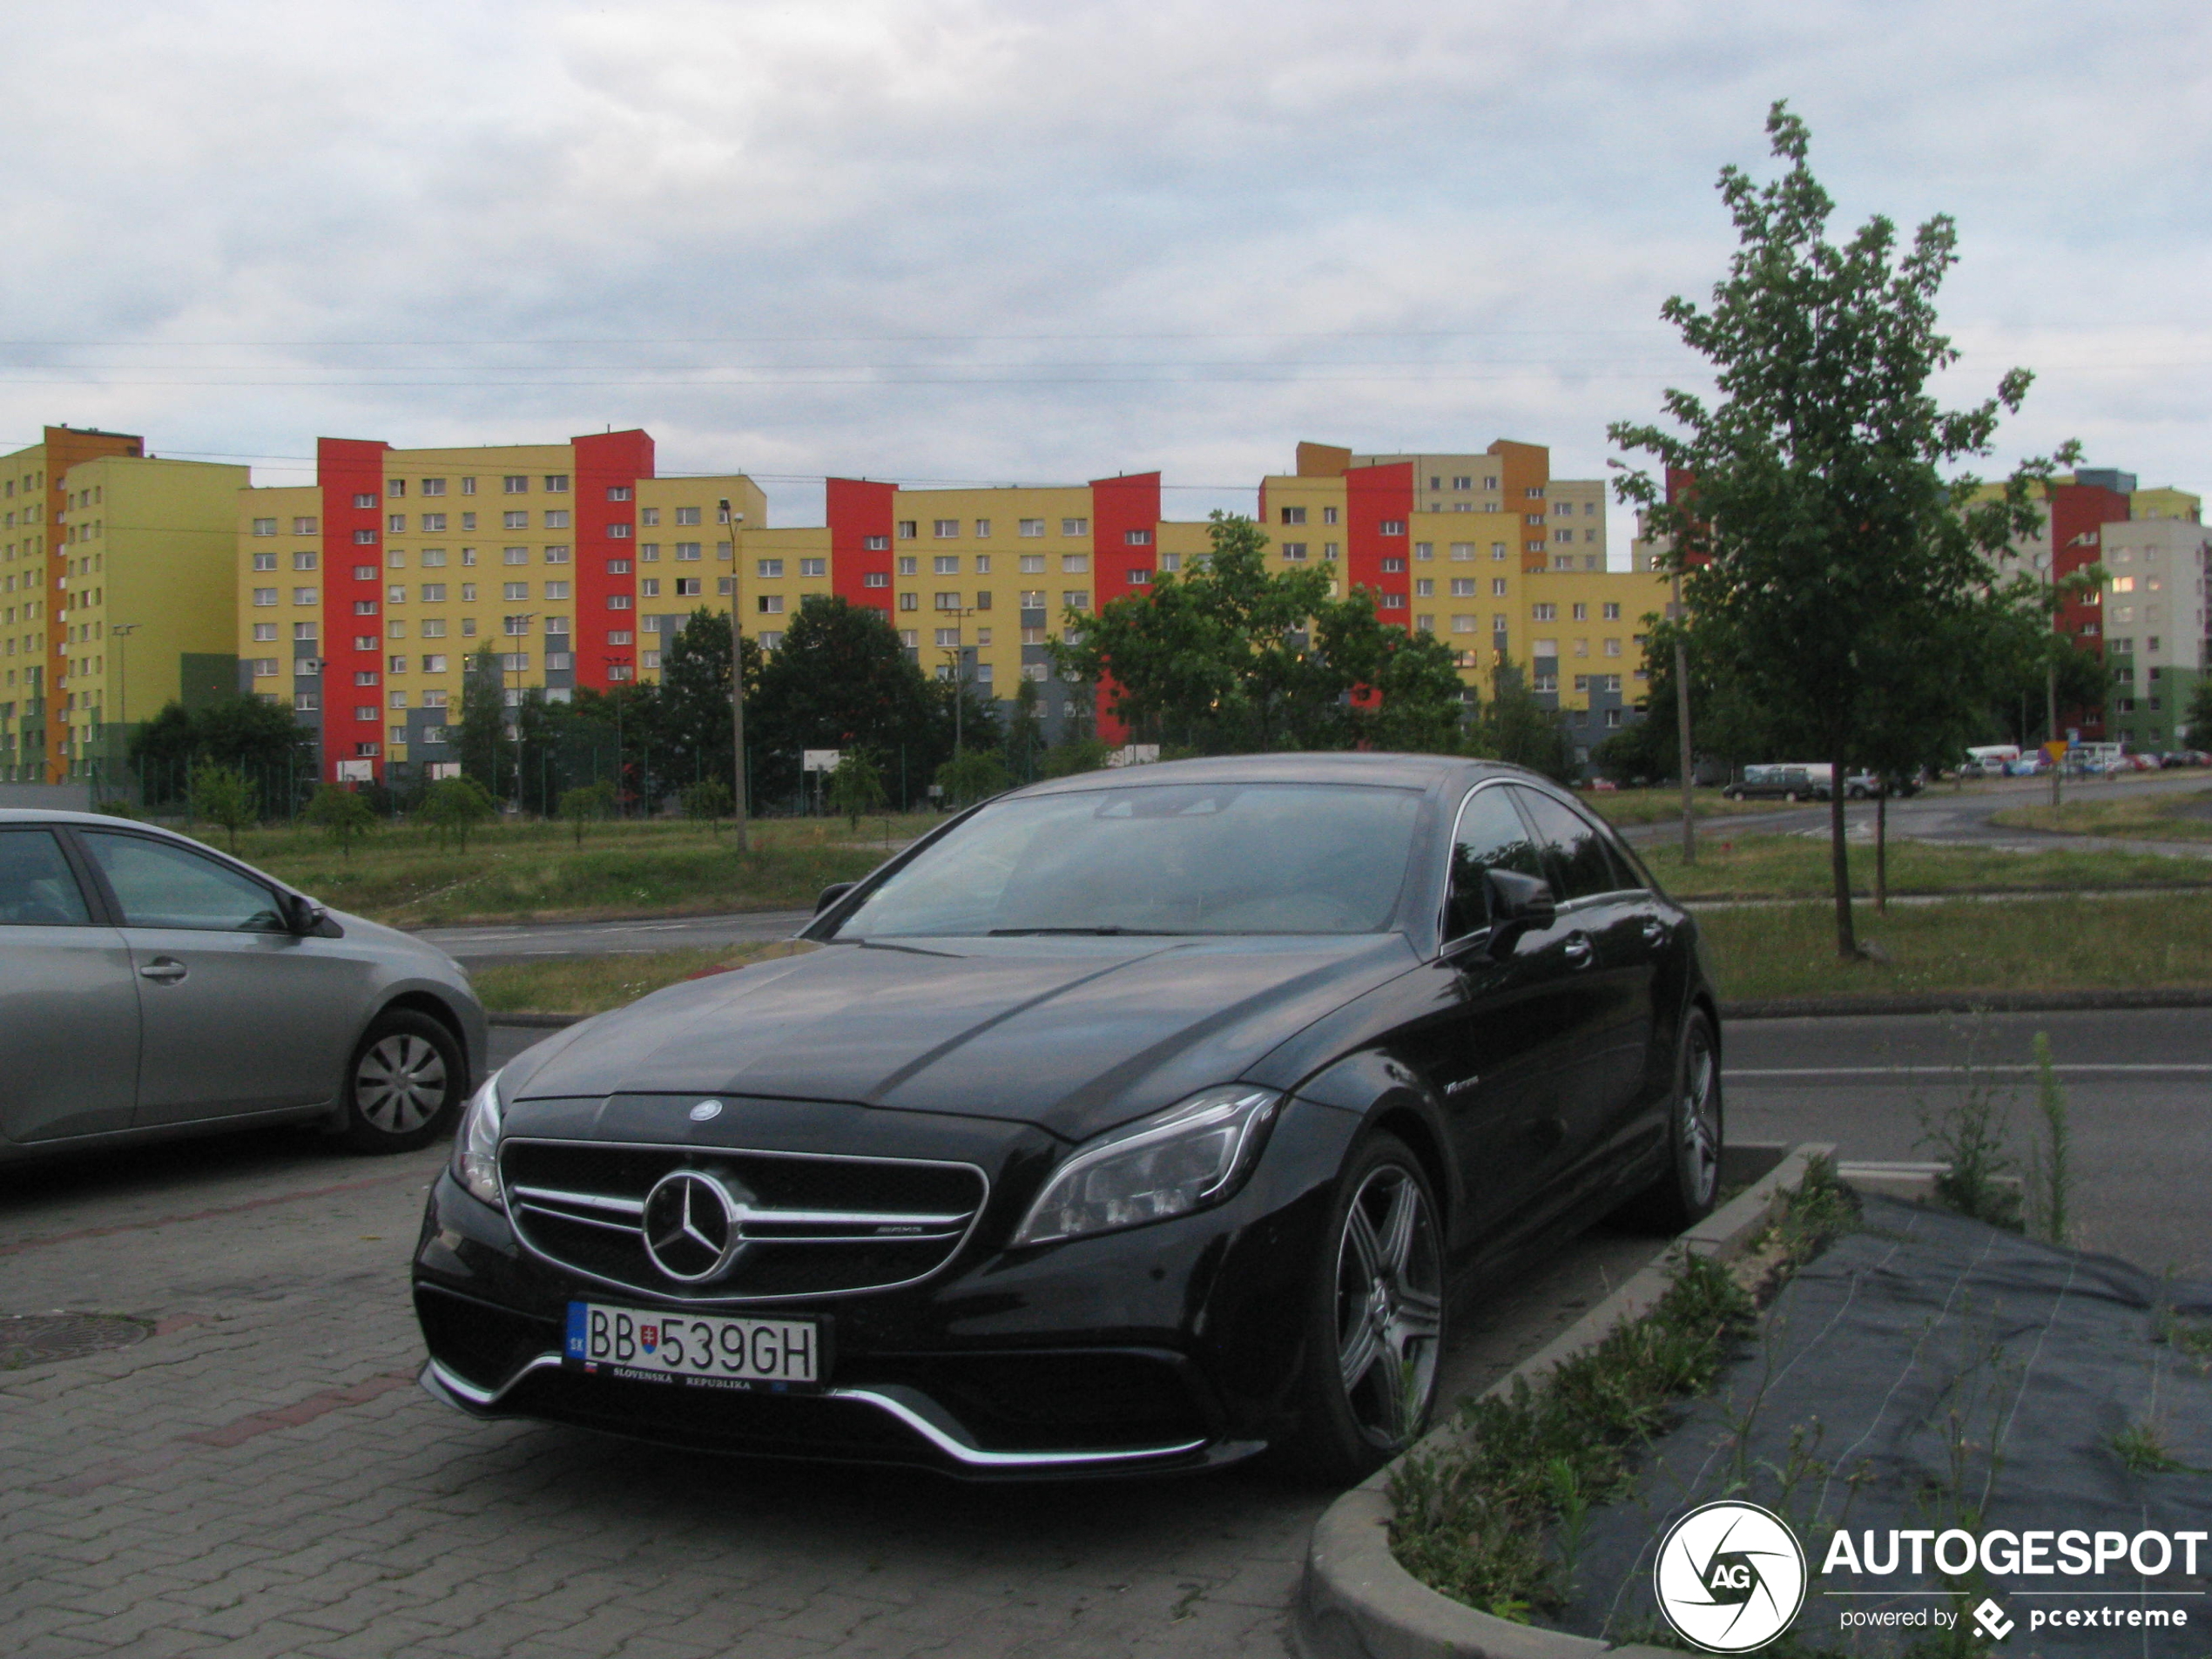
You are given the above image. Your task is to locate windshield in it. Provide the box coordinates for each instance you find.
[826,782,1423,939]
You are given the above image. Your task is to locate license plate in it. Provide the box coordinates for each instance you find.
[564,1301,826,1391]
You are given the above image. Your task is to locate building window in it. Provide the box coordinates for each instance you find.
[543,510,570,529]
[1062,554,1089,573]
[973,518,991,538]
[354,529,377,545]
[1062,518,1089,536]
[252,517,277,536]
[673,506,700,525]
[1379,593,1406,610]
[934,556,960,574]
[899,592,918,611]
[675,543,701,561]
[1062,590,1090,611]
[897,520,918,540]
[757,559,785,578]
[864,572,889,588]
[605,485,631,502]
[1127,569,1151,584]
[758,595,786,614]
[675,577,700,597]
[608,594,632,610]
[934,591,962,611]
[1019,518,1044,537]
[290,586,318,605]
[543,475,569,494]
[503,475,528,494]
[862,534,889,551]
[1381,557,1406,573]
[1379,519,1406,536]
[1280,506,1307,526]
[351,493,375,509]
[799,557,826,577]
[1020,555,1045,574]
[253,552,278,572]
[1123,529,1153,546]
[1282,543,1307,562]
[1572,603,1588,621]
[934,519,959,538]
[293,516,319,535]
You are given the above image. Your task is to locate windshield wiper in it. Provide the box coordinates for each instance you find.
[987,926,1177,936]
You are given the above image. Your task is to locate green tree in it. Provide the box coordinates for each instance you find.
[1314,593,1472,753]
[2185,678,2212,748]
[1004,676,1047,783]
[559,780,618,846]
[936,748,1012,808]
[1040,736,1110,779]
[1611,102,2070,959]
[192,761,258,852]
[750,596,941,810]
[304,783,374,858]
[1478,657,1575,783]
[826,749,888,826]
[455,646,510,798]
[655,608,765,795]
[419,774,497,852]
[680,778,732,829]
[193,696,307,772]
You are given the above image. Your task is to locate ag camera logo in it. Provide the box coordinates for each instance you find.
[1655,1501,1808,1652]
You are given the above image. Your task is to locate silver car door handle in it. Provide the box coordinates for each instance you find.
[1562,933,1595,966]
[138,959,187,983]
[1641,918,1667,943]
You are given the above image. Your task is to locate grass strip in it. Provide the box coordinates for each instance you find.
[470,943,786,1015]
[1988,785,2212,841]
[1642,832,2212,901]
[1583,788,1803,827]
[1696,893,2212,1001]
[1389,1163,1855,1622]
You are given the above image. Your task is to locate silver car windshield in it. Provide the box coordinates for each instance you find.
[827,782,1422,939]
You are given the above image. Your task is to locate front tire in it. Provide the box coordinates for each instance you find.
[1282,1134,1447,1484]
[339,1009,464,1153]
[1617,1008,1723,1232]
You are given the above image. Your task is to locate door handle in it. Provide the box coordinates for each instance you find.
[1641,918,1667,944]
[138,959,187,983]
[1562,933,1595,967]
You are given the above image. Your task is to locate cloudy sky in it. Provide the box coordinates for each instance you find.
[3,0,2208,555]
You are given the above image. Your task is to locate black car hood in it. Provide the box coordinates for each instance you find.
[502,934,1419,1143]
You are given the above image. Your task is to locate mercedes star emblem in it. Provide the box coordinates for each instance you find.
[640,1170,741,1282]
[688,1100,724,1123]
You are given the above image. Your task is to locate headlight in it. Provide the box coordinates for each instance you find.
[453,1069,504,1208]
[1011,1086,1281,1247]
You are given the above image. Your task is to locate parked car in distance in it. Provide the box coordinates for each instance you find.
[0,809,484,1162]
[2005,753,2051,777]
[2161,751,2209,769]
[1844,772,1924,800]
[1963,745,2021,778]
[414,754,1724,1483]
[1723,763,1831,801]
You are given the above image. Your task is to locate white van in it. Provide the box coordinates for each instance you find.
[1964,745,2020,779]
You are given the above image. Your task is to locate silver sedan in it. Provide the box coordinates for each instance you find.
[0,808,485,1160]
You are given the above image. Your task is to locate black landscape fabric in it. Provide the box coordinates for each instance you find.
[1557,1197,2212,1656]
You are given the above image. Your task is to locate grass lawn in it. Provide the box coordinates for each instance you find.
[470,944,789,1015]
[199,813,934,927]
[1699,893,2212,1001]
[1988,785,2212,841]
[1580,787,1798,826]
[466,894,2212,1015]
[1640,832,2212,900]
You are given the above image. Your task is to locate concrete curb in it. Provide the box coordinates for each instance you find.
[1291,1141,1837,1659]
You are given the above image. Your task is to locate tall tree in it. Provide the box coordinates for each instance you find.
[653,608,765,792]
[1478,657,1576,783]
[749,596,941,810]
[455,646,510,796]
[1611,102,2068,959]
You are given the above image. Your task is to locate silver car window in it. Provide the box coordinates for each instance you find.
[0,829,92,926]
[78,832,287,933]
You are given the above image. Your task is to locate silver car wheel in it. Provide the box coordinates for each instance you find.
[1680,1024,1721,1209]
[355,1034,448,1135]
[1333,1163,1443,1450]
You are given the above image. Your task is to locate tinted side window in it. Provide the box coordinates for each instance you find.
[1513,788,1620,903]
[1445,786,1545,939]
[79,833,287,933]
[0,829,92,926]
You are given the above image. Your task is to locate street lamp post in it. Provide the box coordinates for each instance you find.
[938,607,979,755]
[718,499,749,852]
[502,616,535,813]
[108,623,139,805]
[604,654,631,813]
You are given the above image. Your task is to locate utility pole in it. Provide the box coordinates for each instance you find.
[1670,574,1695,865]
[502,617,534,813]
[719,500,749,853]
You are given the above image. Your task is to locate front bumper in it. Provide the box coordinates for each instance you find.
[409,1097,1352,1479]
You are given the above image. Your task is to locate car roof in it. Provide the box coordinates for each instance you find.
[0,807,187,829]
[1008,751,1527,799]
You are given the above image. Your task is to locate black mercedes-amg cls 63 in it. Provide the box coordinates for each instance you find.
[412,752,1723,1480]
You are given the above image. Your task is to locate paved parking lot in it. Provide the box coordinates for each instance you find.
[0,1062,1662,1659]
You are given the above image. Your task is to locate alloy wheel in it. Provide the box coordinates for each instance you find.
[1680,1025,1721,1209]
[355,1034,449,1135]
[1333,1163,1443,1449]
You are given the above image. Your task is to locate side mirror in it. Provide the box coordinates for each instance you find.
[813,881,856,916]
[287,894,329,934]
[1483,869,1555,951]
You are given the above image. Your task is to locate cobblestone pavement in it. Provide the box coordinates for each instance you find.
[1,1101,1662,1659]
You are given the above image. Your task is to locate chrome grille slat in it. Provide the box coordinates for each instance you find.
[499,1135,990,1305]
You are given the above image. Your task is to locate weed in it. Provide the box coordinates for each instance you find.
[2112,1421,2188,1474]
[2152,1308,2212,1373]
[2024,1033,2073,1246]
[1914,1022,2022,1231]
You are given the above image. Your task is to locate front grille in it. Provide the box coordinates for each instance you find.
[415,1285,560,1393]
[500,1137,988,1304]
